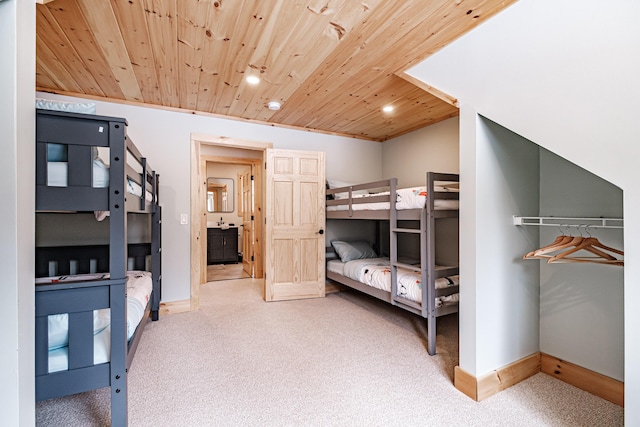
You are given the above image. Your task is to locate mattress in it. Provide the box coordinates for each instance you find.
[330,257,459,306]
[47,160,153,202]
[36,98,97,114]
[45,271,152,373]
[327,186,459,211]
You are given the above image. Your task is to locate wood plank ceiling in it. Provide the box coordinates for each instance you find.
[35,0,515,142]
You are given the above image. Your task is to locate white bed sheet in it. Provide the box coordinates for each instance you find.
[46,271,152,373]
[36,98,96,114]
[333,257,459,306]
[47,160,152,200]
[327,186,459,211]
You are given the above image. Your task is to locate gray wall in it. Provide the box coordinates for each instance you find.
[382,117,459,186]
[539,149,624,380]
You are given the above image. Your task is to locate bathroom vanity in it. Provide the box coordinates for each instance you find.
[207,226,238,265]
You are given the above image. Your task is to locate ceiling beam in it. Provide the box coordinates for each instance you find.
[396,71,459,108]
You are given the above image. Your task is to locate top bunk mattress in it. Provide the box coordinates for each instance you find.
[327,186,459,211]
[45,150,154,203]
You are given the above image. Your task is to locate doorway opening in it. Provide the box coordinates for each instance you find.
[204,159,254,282]
[190,134,272,310]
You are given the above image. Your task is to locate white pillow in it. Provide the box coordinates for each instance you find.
[331,240,377,262]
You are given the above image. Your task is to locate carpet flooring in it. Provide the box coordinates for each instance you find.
[36,278,624,426]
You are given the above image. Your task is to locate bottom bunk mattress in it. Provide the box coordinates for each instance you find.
[327,257,459,307]
[44,271,152,373]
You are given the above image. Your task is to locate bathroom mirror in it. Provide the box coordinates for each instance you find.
[206,177,234,213]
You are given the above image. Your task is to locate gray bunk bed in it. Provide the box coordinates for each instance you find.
[326,172,459,355]
[34,109,162,426]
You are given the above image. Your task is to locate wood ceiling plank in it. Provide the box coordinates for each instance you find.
[240,0,385,121]
[229,0,326,118]
[309,75,414,129]
[396,0,518,71]
[176,0,210,109]
[35,33,84,93]
[142,0,180,108]
[274,0,495,134]
[227,0,300,118]
[258,1,388,124]
[396,71,458,107]
[110,0,162,105]
[36,5,103,96]
[40,0,125,99]
[36,63,58,90]
[34,0,514,141]
[74,0,144,101]
[357,98,458,140]
[194,0,240,112]
[312,77,423,138]
[196,0,261,114]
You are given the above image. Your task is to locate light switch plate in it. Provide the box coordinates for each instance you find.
[180,214,188,225]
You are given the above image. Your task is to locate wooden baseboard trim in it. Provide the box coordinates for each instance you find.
[455,352,541,401]
[455,352,624,406]
[454,366,478,400]
[541,353,624,406]
[159,299,192,316]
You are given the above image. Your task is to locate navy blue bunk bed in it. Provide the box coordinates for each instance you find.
[34,109,162,426]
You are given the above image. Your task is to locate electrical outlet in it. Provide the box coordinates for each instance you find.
[180,214,188,225]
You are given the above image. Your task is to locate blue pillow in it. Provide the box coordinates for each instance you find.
[47,143,67,162]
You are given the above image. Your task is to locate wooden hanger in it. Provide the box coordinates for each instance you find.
[523,234,571,259]
[523,225,576,259]
[548,236,623,265]
[523,225,623,266]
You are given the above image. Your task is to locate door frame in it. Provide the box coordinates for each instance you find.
[190,133,272,310]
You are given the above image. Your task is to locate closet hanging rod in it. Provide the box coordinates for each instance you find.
[512,216,623,229]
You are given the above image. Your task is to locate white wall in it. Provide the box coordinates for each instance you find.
[37,92,383,302]
[1,0,35,424]
[408,0,640,419]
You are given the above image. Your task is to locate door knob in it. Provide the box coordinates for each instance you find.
[318,229,324,235]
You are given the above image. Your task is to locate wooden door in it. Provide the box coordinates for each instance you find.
[265,149,325,301]
[240,165,254,277]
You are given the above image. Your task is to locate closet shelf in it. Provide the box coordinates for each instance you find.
[513,216,623,229]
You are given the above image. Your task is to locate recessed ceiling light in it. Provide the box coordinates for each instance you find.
[267,101,281,111]
[382,105,394,113]
[246,75,260,85]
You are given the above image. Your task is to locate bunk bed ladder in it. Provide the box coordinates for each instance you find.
[425,172,437,356]
[389,178,399,306]
[390,173,440,355]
